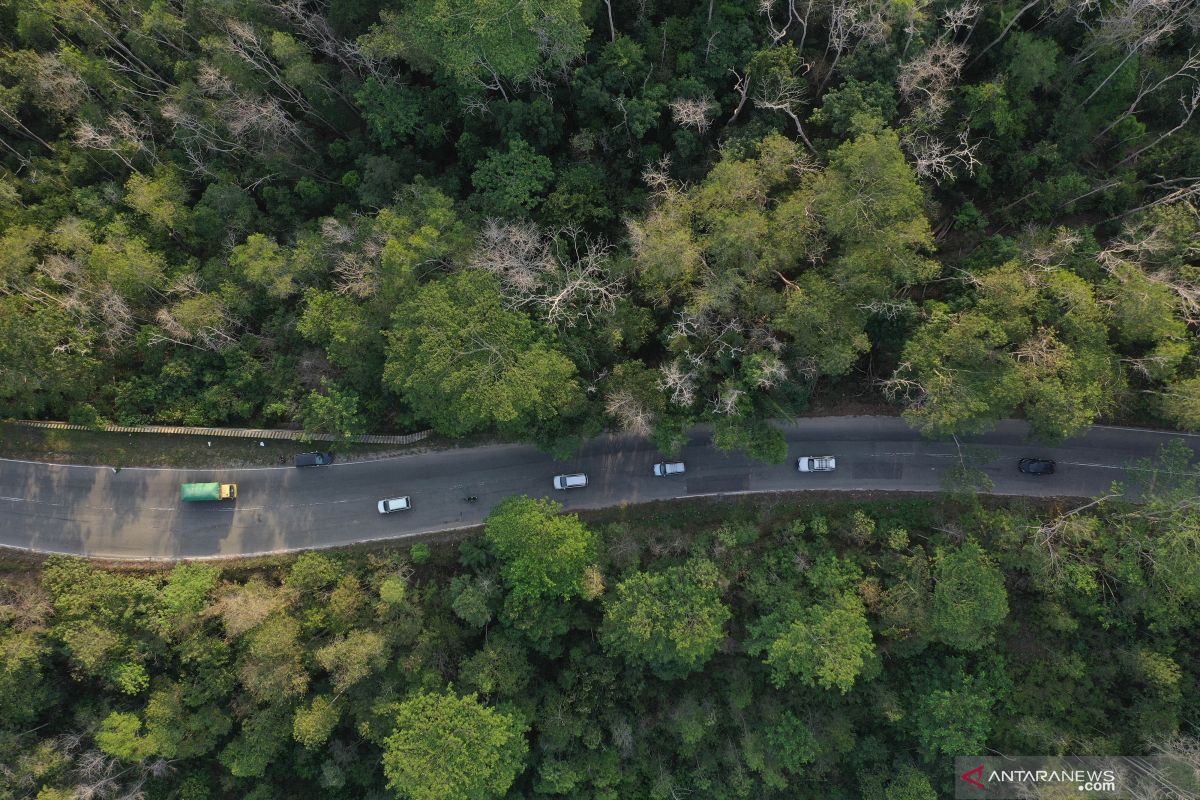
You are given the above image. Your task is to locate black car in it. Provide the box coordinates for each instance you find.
[1018,457,1055,475]
[294,451,334,467]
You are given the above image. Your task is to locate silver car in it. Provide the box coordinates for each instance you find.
[653,461,686,476]
[553,473,588,490]
[377,496,412,513]
[797,456,836,472]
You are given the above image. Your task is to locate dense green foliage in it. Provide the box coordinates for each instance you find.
[5,458,1200,797]
[0,0,1197,456]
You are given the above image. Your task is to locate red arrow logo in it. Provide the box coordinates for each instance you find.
[961,764,986,789]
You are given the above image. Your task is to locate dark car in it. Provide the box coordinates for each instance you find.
[1018,457,1055,475]
[294,451,334,467]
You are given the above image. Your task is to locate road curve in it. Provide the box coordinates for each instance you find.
[0,417,1195,560]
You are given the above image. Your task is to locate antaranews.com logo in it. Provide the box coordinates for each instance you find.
[954,756,1200,799]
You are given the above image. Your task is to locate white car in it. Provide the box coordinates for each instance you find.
[377,496,412,513]
[797,456,836,472]
[653,461,686,476]
[553,473,588,490]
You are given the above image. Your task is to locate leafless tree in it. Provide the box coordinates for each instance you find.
[878,361,927,404]
[470,221,626,326]
[1123,353,1183,379]
[669,97,716,133]
[75,112,156,172]
[1096,202,1200,321]
[896,33,979,184]
[1092,48,1200,144]
[759,0,814,45]
[857,298,912,319]
[535,230,625,325]
[817,0,855,93]
[98,289,136,351]
[710,385,745,416]
[316,216,388,298]
[898,40,967,111]
[160,100,242,160]
[221,19,346,132]
[151,298,237,352]
[942,0,982,39]
[263,0,384,79]
[641,155,677,197]
[660,360,699,406]
[1013,327,1067,369]
[1075,0,1199,107]
[751,61,816,151]
[751,353,789,388]
[196,62,235,97]
[903,129,980,183]
[1115,177,1200,220]
[319,216,356,248]
[205,578,295,636]
[29,51,90,123]
[460,94,492,118]
[1117,84,1200,167]
[605,388,656,436]
[968,0,1045,67]
[610,718,635,758]
[729,70,751,123]
[1152,735,1200,769]
[817,0,894,93]
[219,93,318,156]
[473,219,554,293]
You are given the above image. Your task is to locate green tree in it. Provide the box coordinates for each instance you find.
[759,593,875,693]
[885,765,937,800]
[314,630,388,693]
[219,704,291,779]
[381,690,528,800]
[601,559,730,679]
[384,271,582,438]
[296,288,377,386]
[293,694,339,749]
[810,124,937,287]
[899,262,1118,441]
[929,541,1009,650]
[712,416,789,464]
[0,626,53,727]
[484,496,597,603]
[914,679,994,761]
[410,543,432,564]
[124,167,188,231]
[766,712,819,776]
[87,226,168,305]
[1159,376,1200,429]
[300,379,365,441]
[457,636,531,698]
[355,77,422,147]
[238,615,309,702]
[450,575,495,627]
[230,233,298,299]
[95,712,156,762]
[471,138,554,218]
[0,298,98,418]
[144,682,232,759]
[360,0,587,89]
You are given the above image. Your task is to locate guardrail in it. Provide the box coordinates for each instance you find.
[10,420,433,446]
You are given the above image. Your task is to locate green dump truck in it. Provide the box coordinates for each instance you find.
[180,482,237,501]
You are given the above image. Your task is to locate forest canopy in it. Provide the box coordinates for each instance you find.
[0,0,1197,458]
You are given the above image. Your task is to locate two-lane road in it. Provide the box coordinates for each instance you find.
[0,417,1195,560]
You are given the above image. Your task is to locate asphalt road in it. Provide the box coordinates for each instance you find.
[0,417,1195,560]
